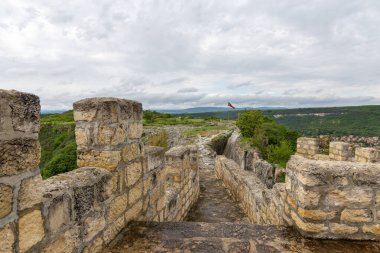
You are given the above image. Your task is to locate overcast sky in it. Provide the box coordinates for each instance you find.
[1,0,380,110]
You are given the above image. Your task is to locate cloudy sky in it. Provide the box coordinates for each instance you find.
[1,0,380,110]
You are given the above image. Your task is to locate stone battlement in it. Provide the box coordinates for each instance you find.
[0,89,199,253]
[297,137,379,163]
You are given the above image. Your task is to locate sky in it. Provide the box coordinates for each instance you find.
[0,0,380,110]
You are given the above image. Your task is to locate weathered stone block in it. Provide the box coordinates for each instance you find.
[329,142,350,161]
[363,224,380,236]
[0,223,15,253]
[298,207,337,221]
[98,124,127,145]
[291,211,327,233]
[330,223,358,235]
[0,89,40,136]
[41,227,80,253]
[48,195,72,234]
[125,199,143,222]
[103,216,125,245]
[122,143,141,162]
[129,181,143,205]
[108,193,128,221]
[297,187,320,208]
[83,237,103,253]
[75,127,89,146]
[341,208,373,223]
[327,188,372,207]
[77,150,121,171]
[19,174,43,211]
[0,184,13,219]
[127,122,143,139]
[84,216,106,242]
[355,147,379,163]
[73,185,95,221]
[296,173,323,187]
[0,138,41,176]
[126,162,143,187]
[19,209,45,252]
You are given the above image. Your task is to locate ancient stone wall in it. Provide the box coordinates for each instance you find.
[286,155,380,240]
[0,90,199,253]
[215,156,288,226]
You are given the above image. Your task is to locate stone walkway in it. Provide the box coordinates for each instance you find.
[185,136,249,223]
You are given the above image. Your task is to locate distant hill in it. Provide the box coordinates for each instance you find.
[157,106,285,114]
[175,105,380,137]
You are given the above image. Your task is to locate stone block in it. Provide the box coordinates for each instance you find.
[75,127,89,146]
[330,223,358,235]
[297,187,320,208]
[108,193,128,221]
[341,209,372,223]
[0,223,15,253]
[122,143,141,162]
[77,150,121,171]
[0,89,40,136]
[84,216,106,242]
[19,174,43,211]
[291,211,327,233]
[329,142,350,161]
[129,181,143,205]
[73,185,95,221]
[125,199,143,222]
[327,188,372,207]
[97,124,127,145]
[103,216,125,245]
[0,138,41,176]
[297,173,323,187]
[298,207,337,221]
[127,122,143,139]
[355,148,379,163]
[0,184,13,219]
[19,209,45,252]
[363,224,380,236]
[41,227,80,253]
[47,195,72,234]
[126,161,143,187]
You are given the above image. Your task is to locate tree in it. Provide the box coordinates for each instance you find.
[236,110,264,137]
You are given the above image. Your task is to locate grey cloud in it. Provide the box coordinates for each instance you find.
[177,87,199,93]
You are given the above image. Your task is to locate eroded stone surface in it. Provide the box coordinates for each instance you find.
[0,184,13,219]
[19,209,45,252]
[0,223,15,253]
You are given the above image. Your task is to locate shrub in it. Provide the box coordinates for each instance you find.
[267,141,294,168]
[148,130,169,150]
[236,110,265,137]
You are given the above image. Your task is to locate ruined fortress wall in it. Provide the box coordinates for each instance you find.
[215,156,288,226]
[0,90,199,253]
[286,155,380,240]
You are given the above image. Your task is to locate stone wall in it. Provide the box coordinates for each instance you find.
[0,90,199,253]
[286,155,380,240]
[215,156,288,226]
[223,131,277,188]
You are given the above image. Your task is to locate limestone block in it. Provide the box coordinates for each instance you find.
[329,142,350,161]
[125,199,143,222]
[330,223,358,235]
[108,193,128,221]
[98,124,127,145]
[0,138,41,176]
[84,215,106,242]
[19,174,43,211]
[129,181,143,205]
[75,127,89,146]
[19,209,45,252]
[47,195,72,234]
[297,207,337,221]
[73,109,97,122]
[122,143,141,162]
[363,224,380,236]
[0,89,40,135]
[127,122,143,139]
[297,187,320,208]
[341,209,373,223]
[77,150,121,171]
[0,184,13,219]
[83,237,104,253]
[291,211,327,233]
[327,188,372,207]
[355,148,379,163]
[103,216,125,245]
[297,173,323,187]
[41,227,80,253]
[126,162,143,187]
[0,223,15,253]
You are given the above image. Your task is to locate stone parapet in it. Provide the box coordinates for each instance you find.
[215,156,287,226]
[296,137,319,159]
[286,155,380,240]
[355,147,379,163]
[0,90,200,253]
